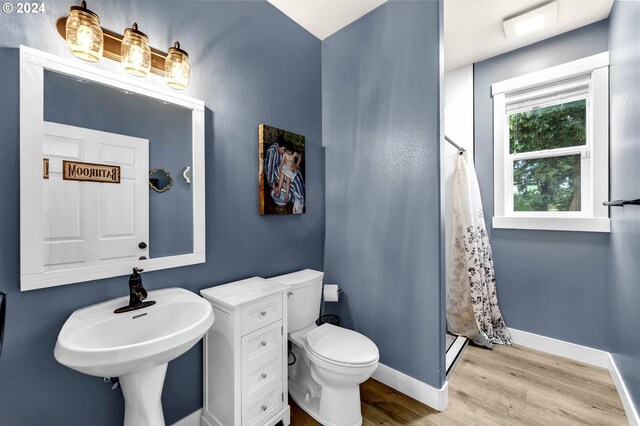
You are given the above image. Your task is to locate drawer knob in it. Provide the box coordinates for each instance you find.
[287,291,293,298]
[261,405,267,412]
[260,311,267,317]
[261,341,267,347]
[261,373,267,379]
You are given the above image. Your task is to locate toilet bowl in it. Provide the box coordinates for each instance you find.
[293,323,378,426]
[269,270,379,426]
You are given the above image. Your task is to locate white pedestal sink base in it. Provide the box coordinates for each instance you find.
[120,363,167,426]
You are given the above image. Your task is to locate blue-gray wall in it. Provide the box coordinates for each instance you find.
[44,70,194,258]
[474,20,611,350]
[0,2,323,424]
[322,1,444,388]
[609,0,640,411]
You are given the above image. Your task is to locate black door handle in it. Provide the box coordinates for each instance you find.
[603,199,640,207]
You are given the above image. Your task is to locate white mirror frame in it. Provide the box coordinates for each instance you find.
[19,46,206,291]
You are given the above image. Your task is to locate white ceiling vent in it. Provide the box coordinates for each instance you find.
[503,1,559,39]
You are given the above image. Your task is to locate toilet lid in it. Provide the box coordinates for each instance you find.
[305,324,379,365]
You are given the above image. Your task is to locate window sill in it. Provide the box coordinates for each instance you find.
[492,217,610,233]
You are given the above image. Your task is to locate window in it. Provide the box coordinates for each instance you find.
[492,53,609,232]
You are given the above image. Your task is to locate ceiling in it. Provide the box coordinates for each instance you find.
[444,0,614,70]
[267,0,387,40]
[267,0,613,69]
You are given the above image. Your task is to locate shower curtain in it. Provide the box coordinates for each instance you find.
[447,153,511,348]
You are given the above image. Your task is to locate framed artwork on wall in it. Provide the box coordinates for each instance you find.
[259,124,306,215]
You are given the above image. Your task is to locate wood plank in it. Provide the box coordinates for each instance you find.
[289,397,321,426]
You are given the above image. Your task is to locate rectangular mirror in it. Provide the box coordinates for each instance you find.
[20,46,205,291]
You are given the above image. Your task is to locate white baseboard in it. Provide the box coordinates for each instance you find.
[509,327,639,425]
[508,328,610,368]
[372,363,448,411]
[171,408,202,426]
[608,354,640,426]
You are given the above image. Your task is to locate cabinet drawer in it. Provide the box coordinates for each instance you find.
[243,384,282,426]
[241,295,282,336]
[242,321,282,371]
[243,356,281,404]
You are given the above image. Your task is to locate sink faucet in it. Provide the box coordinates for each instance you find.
[129,267,147,306]
[114,268,156,314]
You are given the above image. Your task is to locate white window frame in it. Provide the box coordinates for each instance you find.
[492,52,610,233]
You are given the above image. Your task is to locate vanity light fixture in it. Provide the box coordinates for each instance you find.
[65,1,103,62]
[165,42,190,90]
[503,1,558,39]
[121,23,151,77]
[56,3,192,87]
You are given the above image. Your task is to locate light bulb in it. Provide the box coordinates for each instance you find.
[76,25,93,50]
[130,46,144,67]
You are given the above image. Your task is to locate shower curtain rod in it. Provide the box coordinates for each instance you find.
[445,135,465,153]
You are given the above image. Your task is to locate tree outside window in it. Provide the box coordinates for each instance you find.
[508,100,586,212]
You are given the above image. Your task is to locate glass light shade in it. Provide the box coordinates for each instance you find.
[65,1,103,62]
[121,23,151,77]
[165,42,190,90]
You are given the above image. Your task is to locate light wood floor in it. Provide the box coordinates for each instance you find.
[290,343,628,425]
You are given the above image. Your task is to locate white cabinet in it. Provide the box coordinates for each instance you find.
[201,277,290,426]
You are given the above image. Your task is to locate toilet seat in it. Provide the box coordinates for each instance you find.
[305,324,379,368]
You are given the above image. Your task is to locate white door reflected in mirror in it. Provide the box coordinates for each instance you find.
[42,122,149,272]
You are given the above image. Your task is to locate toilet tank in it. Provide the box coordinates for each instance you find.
[268,269,324,333]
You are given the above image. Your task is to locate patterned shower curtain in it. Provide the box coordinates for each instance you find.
[447,153,511,348]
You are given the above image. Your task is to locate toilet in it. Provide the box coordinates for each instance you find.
[269,269,379,426]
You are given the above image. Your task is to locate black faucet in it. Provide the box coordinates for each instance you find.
[114,268,156,314]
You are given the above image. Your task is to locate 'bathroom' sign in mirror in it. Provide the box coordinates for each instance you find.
[62,160,121,184]
[19,46,205,291]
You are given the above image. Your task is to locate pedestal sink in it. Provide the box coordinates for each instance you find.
[54,287,214,426]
